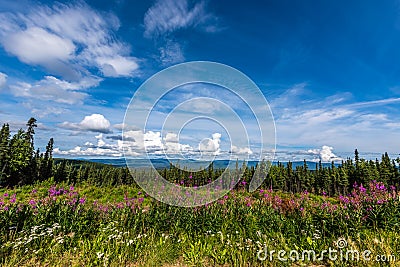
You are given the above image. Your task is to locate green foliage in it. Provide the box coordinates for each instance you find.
[0,118,54,187]
[0,182,400,266]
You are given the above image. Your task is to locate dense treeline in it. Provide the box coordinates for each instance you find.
[163,153,400,196]
[0,118,399,196]
[0,118,54,186]
[263,151,400,196]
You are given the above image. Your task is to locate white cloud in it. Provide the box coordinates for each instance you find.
[144,0,213,37]
[0,2,139,78]
[2,27,75,65]
[22,102,67,118]
[54,130,193,157]
[307,146,343,162]
[347,97,400,108]
[96,55,139,78]
[230,145,253,155]
[59,114,112,133]
[199,133,221,155]
[270,84,400,153]
[159,41,185,66]
[9,76,98,105]
[162,132,192,153]
[0,72,6,89]
[144,0,220,66]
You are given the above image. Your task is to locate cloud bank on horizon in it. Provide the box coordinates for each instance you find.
[0,0,399,162]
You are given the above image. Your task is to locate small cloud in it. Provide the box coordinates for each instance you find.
[144,0,216,38]
[198,133,221,155]
[0,72,7,89]
[59,114,112,133]
[159,41,185,66]
[96,55,139,78]
[9,75,99,105]
[230,145,253,155]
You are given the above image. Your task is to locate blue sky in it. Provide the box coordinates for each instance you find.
[0,0,399,162]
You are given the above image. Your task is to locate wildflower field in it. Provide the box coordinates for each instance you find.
[1,178,399,266]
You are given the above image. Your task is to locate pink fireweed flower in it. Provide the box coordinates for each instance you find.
[69,186,74,191]
[79,198,86,204]
[31,189,37,194]
[10,194,16,203]
[359,184,366,193]
[3,193,8,197]
[3,206,9,211]
[339,195,350,204]
[28,199,37,209]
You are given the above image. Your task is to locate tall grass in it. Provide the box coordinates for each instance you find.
[0,179,399,266]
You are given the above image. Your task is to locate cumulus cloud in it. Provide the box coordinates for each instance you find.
[307,145,343,162]
[9,76,98,105]
[0,2,139,78]
[0,72,6,89]
[55,130,194,157]
[230,145,253,155]
[198,133,221,155]
[59,114,112,133]
[162,132,192,153]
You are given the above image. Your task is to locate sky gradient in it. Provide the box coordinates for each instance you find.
[0,0,399,162]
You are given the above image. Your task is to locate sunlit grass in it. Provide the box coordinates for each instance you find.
[0,180,399,266]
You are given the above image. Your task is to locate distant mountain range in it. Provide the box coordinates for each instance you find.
[72,158,340,170]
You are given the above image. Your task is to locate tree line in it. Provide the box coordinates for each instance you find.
[0,118,399,196]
